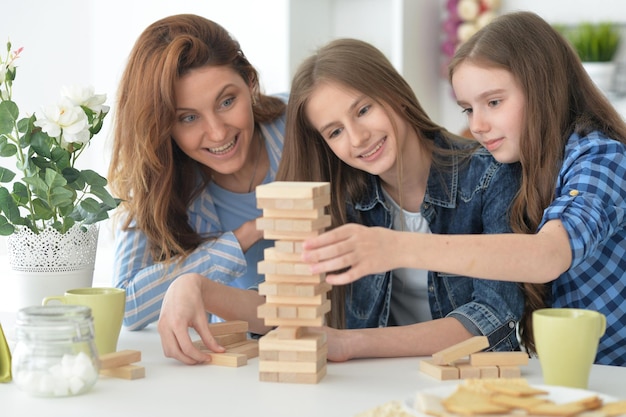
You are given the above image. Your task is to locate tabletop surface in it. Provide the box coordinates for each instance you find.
[1,310,625,417]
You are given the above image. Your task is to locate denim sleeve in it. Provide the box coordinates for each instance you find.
[113,225,246,330]
[447,161,524,351]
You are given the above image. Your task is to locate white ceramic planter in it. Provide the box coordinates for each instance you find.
[5,224,99,309]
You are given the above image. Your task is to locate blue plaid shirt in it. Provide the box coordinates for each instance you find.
[540,130,626,366]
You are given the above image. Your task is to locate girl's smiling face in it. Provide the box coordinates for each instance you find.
[451,62,526,164]
[305,81,415,181]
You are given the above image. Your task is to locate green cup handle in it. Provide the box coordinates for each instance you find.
[42,295,67,305]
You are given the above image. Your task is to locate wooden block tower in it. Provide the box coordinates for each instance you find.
[255,181,332,384]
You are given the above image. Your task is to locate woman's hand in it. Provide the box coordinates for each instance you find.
[157,273,225,365]
[301,223,398,285]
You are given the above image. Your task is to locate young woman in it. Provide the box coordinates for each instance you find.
[305,13,626,366]
[108,14,284,364]
[276,38,524,360]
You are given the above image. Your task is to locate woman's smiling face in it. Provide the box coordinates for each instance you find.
[171,65,255,175]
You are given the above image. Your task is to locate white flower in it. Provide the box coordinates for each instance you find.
[61,85,109,114]
[35,100,90,148]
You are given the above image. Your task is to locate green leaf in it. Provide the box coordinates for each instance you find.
[90,184,118,208]
[0,186,22,223]
[0,100,18,135]
[44,168,68,189]
[49,185,74,207]
[31,198,54,220]
[0,167,16,183]
[0,136,17,157]
[80,197,101,213]
[81,169,108,187]
[0,215,15,236]
[30,129,53,158]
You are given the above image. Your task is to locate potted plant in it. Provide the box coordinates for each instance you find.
[556,22,621,93]
[0,41,120,308]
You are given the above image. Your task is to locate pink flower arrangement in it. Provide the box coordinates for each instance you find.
[441,0,501,77]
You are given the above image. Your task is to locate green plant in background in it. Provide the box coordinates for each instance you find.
[0,41,120,236]
[556,22,621,62]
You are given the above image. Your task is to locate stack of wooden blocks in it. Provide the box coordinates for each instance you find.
[255,181,332,384]
[419,336,530,380]
[99,349,145,380]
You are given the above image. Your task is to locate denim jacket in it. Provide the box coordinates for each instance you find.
[344,134,524,351]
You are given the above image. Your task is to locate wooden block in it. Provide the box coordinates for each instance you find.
[259,345,327,361]
[274,240,304,254]
[418,359,459,380]
[259,365,327,384]
[259,329,326,352]
[206,320,249,336]
[498,365,522,378]
[257,260,315,276]
[263,207,325,219]
[258,303,279,319]
[259,356,326,373]
[479,365,499,379]
[258,281,331,297]
[265,293,327,306]
[262,229,323,240]
[206,352,248,367]
[99,350,142,370]
[277,305,298,318]
[455,359,481,379]
[262,316,324,327]
[297,300,331,319]
[275,326,305,340]
[469,351,529,367]
[257,217,330,233]
[262,273,325,284]
[257,194,330,210]
[100,364,145,380]
[262,247,302,263]
[431,336,489,365]
[224,340,259,359]
[255,181,330,199]
[213,332,247,347]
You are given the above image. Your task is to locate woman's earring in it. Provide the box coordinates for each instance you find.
[251,95,258,106]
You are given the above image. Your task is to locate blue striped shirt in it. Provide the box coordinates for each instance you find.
[112,112,285,330]
[539,131,626,366]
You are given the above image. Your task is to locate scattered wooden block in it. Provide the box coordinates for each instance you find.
[498,365,522,378]
[206,320,249,336]
[99,364,145,380]
[419,359,460,380]
[469,351,529,367]
[431,336,489,365]
[206,352,248,367]
[99,349,142,370]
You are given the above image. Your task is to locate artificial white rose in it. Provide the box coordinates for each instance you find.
[61,85,110,114]
[35,101,90,147]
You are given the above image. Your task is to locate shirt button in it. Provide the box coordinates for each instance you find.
[508,321,516,329]
[569,189,579,197]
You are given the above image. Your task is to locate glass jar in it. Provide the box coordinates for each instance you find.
[11,305,99,397]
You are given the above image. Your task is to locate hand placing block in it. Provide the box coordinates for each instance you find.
[191,320,258,368]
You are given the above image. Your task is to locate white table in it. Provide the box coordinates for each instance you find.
[0,311,624,417]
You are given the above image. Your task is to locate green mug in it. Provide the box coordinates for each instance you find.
[43,287,126,355]
[533,308,606,389]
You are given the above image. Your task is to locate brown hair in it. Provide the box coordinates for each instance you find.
[449,11,626,354]
[108,14,285,262]
[277,38,475,327]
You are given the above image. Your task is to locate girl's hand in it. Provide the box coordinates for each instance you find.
[301,223,397,285]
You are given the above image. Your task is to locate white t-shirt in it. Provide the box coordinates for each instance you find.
[381,187,432,326]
